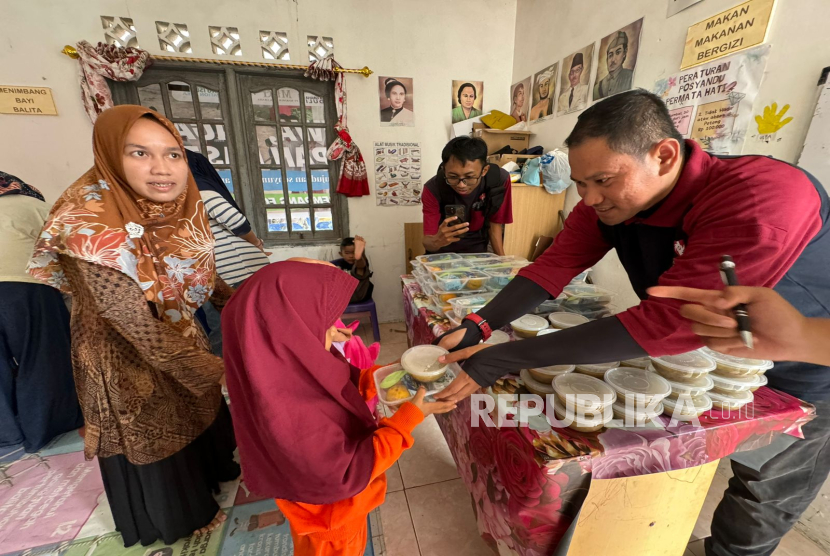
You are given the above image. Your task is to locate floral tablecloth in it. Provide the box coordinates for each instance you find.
[400,276,816,556]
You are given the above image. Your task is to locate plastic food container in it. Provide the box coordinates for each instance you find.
[552,397,613,433]
[528,364,575,383]
[548,312,591,329]
[710,373,761,395]
[445,312,461,328]
[604,367,671,406]
[651,351,716,381]
[612,400,665,426]
[409,260,422,272]
[416,253,461,265]
[447,293,496,319]
[520,369,555,396]
[510,314,550,338]
[431,285,488,304]
[434,269,490,291]
[574,361,620,380]
[536,328,560,337]
[700,348,770,378]
[708,389,754,410]
[662,394,713,420]
[553,373,617,413]
[401,345,449,382]
[751,373,768,392]
[423,260,471,273]
[374,363,457,407]
[485,330,510,345]
[534,299,563,314]
[483,266,523,289]
[458,252,502,263]
[560,284,615,307]
[656,368,715,399]
[621,357,651,369]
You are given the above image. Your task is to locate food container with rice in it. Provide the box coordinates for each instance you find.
[574,361,620,380]
[553,373,617,413]
[708,389,754,411]
[552,397,613,433]
[700,348,771,378]
[527,364,575,383]
[510,314,550,338]
[374,362,457,407]
[662,394,713,420]
[448,293,497,319]
[651,351,716,381]
[604,367,671,406]
[434,269,489,291]
[548,312,590,329]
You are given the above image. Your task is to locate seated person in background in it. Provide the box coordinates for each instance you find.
[221,259,455,556]
[332,236,373,303]
[421,137,513,255]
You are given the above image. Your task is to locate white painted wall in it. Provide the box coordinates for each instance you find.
[512,0,830,310]
[0,0,517,323]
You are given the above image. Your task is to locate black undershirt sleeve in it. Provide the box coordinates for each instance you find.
[465,316,648,387]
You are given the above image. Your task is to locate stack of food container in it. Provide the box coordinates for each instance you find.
[604,366,671,426]
[557,283,617,320]
[548,312,590,330]
[650,351,716,420]
[574,361,620,379]
[551,373,617,432]
[700,348,771,411]
[510,314,550,338]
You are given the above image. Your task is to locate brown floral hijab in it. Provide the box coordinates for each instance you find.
[28,105,215,339]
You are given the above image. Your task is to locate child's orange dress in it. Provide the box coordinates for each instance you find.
[276,367,424,556]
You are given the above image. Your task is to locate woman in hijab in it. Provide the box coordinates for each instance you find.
[221,259,455,556]
[0,172,83,453]
[187,150,269,355]
[28,105,239,546]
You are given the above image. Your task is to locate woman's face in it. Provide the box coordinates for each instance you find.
[515,86,525,107]
[460,87,476,109]
[389,85,406,110]
[122,118,188,202]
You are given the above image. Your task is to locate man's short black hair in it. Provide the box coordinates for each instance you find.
[441,137,488,166]
[457,83,477,103]
[565,89,685,158]
[340,237,355,249]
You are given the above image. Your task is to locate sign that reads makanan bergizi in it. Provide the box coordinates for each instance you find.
[680,0,775,69]
[0,86,58,115]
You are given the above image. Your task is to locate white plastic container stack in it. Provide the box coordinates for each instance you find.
[650,350,717,420]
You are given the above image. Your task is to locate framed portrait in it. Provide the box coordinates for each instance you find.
[529,63,558,122]
[593,18,644,102]
[558,44,595,115]
[379,76,414,127]
[451,80,484,123]
[509,77,532,124]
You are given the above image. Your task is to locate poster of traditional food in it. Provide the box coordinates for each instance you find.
[373,141,423,206]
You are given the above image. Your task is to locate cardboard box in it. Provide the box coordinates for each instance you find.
[487,153,540,167]
[473,129,532,155]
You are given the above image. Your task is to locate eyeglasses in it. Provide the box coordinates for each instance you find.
[445,173,483,187]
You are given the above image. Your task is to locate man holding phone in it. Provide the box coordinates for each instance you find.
[421,137,513,255]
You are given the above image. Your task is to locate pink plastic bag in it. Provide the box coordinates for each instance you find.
[334,320,381,414]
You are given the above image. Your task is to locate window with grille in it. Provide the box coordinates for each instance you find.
[111,63,346,244]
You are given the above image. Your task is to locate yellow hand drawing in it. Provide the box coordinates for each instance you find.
[755,103,793,134]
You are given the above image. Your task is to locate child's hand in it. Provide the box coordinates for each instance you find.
[410,387,457,416]
[332,328,353,343]
[354,235,366,260]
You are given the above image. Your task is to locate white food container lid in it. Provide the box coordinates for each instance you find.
[553,373,617,409]
[612,400,664,419]
[710,373,762,390]
[651,365,714,391]
[604,367,671,400]
[662,393,713,415]
[553,397,613,427]
[484,330,511,345]
[528,364,575,379]
[548,312,590,328]
[576,362,620,373]
[511,314,550,332]
[707,388,754,405]
[401,345,449,379]
[700,347,772,372]
[651,350,716,374]
[520,369,555,394]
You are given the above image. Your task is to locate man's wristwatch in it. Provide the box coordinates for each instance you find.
[463,313,492,341]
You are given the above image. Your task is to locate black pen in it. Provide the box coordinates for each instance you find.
[719,255,754,349]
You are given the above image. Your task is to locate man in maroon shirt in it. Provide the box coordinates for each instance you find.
[435,90,830,556]
[421,137,513,255]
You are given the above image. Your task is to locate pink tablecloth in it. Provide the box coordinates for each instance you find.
[401,276,815,556]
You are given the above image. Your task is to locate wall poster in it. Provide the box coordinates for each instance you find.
[653,45,771,154]
[373,142,422,206]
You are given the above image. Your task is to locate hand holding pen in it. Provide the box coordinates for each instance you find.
[718,255,754,349]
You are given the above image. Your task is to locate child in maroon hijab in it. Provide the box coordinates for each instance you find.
[221,258,455,556]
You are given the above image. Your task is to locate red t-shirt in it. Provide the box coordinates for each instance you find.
[421,175,514,236]
[518,141,824,355]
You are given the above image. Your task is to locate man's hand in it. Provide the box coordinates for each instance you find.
[354,235,366,261]
[648,285,809,361]
[433,343,493,403]
[409,386,458,416]
[435,217,470,248]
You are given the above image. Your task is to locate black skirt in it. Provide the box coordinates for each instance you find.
[99,400,240,547]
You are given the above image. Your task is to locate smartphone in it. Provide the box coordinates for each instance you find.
[445,204,467,225]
